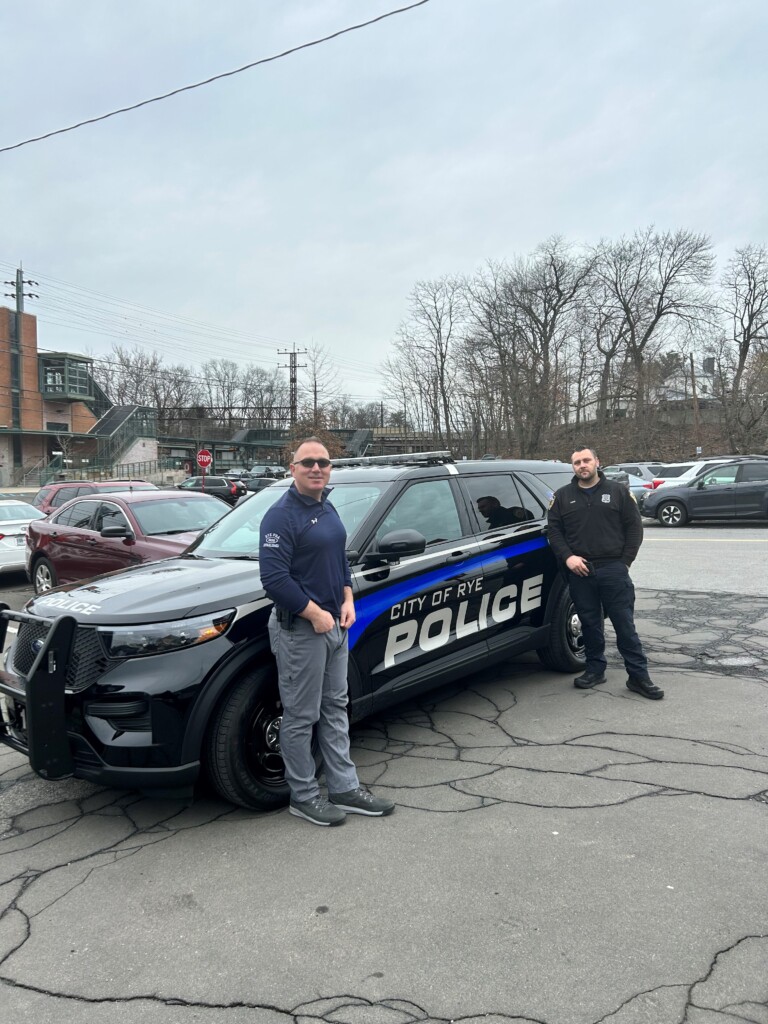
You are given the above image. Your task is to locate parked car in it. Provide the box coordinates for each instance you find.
[639,458,768,526]
[1,453,584,809]
[654,456,768,490]
[248,464,284,479]
[601,462,664,502]
[0,500,47,574]
[176,475,246,506]
[26,490,229,593]
[244,476,277,494]
[601,468,630,487]
[32,479,158,515]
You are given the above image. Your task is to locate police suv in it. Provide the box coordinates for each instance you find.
[0,453,584,811]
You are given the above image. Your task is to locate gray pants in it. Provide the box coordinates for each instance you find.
[268,611,359,803]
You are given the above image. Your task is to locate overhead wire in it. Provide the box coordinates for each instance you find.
[0,0,432,154]
[1,261,386,389]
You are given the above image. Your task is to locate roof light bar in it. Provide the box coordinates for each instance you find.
[333,450,454,468]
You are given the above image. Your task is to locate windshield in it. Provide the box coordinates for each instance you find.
[131,497,228,536]
[188,480,392,558]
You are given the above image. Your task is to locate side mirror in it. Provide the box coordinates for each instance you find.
[101,524,134,540]
[364,528,427,566]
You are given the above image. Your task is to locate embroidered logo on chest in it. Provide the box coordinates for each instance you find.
[601,494,611,504]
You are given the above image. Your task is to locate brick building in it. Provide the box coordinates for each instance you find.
[0,304,113,487]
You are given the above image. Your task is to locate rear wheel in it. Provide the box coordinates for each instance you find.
[537,584,585,672]
[33,557,58,594]
[657,500,687,527]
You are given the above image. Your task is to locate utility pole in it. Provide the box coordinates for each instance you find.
[278,344,307,427]
[689,353,703,455]
[3,264,39,468]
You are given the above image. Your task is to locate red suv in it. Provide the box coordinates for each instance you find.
[33,480,158,515]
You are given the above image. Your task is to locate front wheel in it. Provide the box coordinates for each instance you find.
[657,500,687,527]
[205,667,291,810]
[33,557,59,594]
[537,584,585,672]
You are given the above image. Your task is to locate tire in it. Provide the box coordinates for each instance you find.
[205,666,292,810]
[33,557,58,594]
[657,500,688,527]
[537,584,586,672]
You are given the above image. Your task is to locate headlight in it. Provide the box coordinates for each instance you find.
[98,610,235,658]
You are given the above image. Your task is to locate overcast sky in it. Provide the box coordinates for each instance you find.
[1,0,766,404]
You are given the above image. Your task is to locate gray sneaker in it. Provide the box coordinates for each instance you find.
[289,796,346,827]
[329,786,395,816]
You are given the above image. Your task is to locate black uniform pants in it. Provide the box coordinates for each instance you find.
[568,561,649,679]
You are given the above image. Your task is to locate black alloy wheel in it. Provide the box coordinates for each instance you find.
[205,666,320,810]
[537,582,586,672]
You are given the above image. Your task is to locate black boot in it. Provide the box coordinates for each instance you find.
[574,671,606,689]
[626,676,664,700]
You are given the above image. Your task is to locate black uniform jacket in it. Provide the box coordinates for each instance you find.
[546,471,644,568]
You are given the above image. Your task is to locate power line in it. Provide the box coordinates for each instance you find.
[0,260,387,381]
[0,1,432,154]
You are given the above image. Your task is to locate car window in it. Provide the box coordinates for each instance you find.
[528,468,573,493]
[699,465,739,486]
[53,499,101,529]
[51,486,82,507]
[180,478,200,489]
[462,474,537,531]
[94,502,131,532]
[131,497,227,536]
[375,479,463,545]
[190,481,391,557]
[658,464,695,478]
[33,487,52,508]
[739,463,768,482]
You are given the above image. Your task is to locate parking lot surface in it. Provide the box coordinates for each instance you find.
[1,533,767,1023]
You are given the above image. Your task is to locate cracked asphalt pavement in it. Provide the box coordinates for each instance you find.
[1,585,767,1023]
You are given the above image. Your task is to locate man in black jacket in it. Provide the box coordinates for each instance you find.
[546,446,664,700]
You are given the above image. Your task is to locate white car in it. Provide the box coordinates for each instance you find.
[654,458,755,490]
[0,499,47,574]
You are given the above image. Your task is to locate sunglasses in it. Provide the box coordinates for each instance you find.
[293,458,332,469]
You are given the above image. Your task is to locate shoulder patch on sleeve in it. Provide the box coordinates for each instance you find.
[548,495,555,510]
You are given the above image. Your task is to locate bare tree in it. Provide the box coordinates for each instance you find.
[711,244,768,449]
[593,228,715,432]
[299,344,341,429]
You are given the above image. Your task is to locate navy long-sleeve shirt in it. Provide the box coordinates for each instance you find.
[259,484,352,616]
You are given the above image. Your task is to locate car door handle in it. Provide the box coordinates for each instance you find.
[445,549,468,562]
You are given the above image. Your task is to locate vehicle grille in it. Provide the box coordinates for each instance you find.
[11,621,112,693]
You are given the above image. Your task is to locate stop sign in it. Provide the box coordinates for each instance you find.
[196,449,212,470]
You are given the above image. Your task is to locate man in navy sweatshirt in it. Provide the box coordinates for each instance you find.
[259,437,395,826]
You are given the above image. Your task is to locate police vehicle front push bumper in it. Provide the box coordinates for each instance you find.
[0,605,199,791]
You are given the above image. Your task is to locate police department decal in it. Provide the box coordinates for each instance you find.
[383,574,543,669]
[264,532,280,547]
[601,494,611,503]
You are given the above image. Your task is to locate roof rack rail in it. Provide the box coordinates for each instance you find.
[333,450,454,468]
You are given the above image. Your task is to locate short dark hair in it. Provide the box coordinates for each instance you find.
[571,445,598,461]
